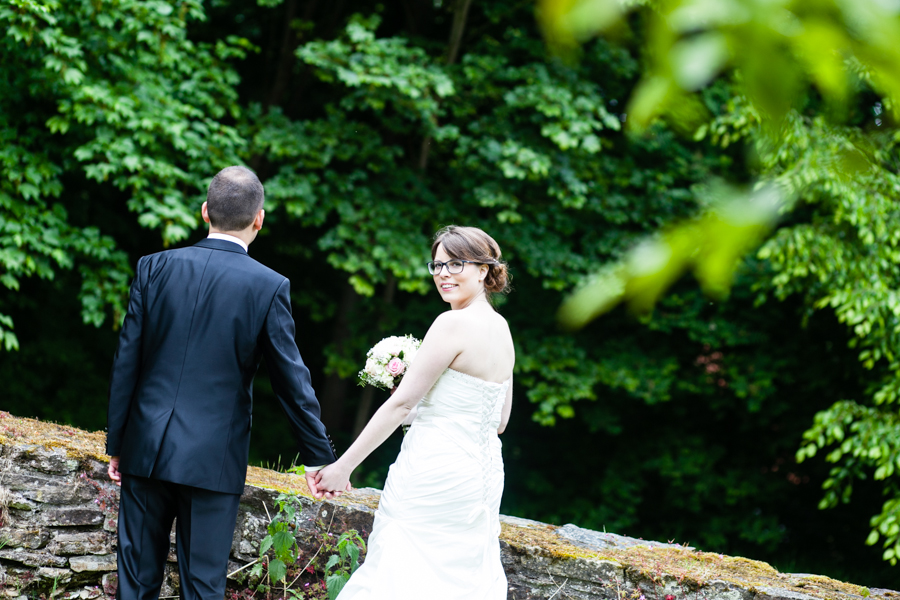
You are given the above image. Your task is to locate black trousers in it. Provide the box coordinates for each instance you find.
[116,474,241,600]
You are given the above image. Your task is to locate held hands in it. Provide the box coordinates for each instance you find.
[308,463,352,500]
[305,471,335,500]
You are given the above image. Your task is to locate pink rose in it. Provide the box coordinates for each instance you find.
[386,358,406,376]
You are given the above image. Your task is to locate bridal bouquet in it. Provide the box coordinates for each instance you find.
[358,335,422,390]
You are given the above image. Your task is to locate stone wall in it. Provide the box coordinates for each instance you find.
[0,412,896,600]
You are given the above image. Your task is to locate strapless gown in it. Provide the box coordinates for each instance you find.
[337,368,509,599]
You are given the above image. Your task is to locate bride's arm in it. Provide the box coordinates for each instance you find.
[497,375,513,434]
[401,405,418,427]
[315,313,463,492]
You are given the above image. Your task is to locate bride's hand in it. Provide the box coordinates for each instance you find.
[317,462,352,498]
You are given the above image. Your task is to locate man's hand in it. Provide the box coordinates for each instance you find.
[306,469,351,500]
[315,463,352,499]
[108,456,122,486]
[305,471,324,500]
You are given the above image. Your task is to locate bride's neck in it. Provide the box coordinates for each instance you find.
[454,292,491,311]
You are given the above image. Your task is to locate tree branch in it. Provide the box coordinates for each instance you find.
[418,0,474,173]
[446,0,474,66]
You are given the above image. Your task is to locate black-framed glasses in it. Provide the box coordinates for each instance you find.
[426,260,485,275]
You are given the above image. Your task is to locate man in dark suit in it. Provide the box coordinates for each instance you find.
[106,166,339,600]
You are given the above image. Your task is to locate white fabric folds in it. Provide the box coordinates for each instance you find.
[338,368,510,599]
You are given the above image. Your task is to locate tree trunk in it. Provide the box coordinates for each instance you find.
[318,280,359,430]
[351,274,397,438]
[267,0,324,111]
[446,0,474,66]
[352,386,377,440]
[266,0,299,109]
[400,0,435,37]
[417,0,474,173]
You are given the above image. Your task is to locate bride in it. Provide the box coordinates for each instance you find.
[315,225,514,599]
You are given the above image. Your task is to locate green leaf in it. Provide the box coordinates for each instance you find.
[259,535,274,557]
[325,554,341,573]
[626,76,672,131]
[866,530,879,546]
[693,187,782,299]
[326,574,349,600]
[346,542,360,567]
[268,558,287,583]
[790,20,850,105]
[670,32,729,91]
[559,185,781,327]
[272,530,294,558]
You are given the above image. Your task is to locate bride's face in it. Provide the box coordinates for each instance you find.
[432,244,488,309]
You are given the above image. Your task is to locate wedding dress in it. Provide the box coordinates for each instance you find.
[338,368,510,599]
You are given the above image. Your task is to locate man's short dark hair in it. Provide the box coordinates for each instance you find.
[206,166,264,232]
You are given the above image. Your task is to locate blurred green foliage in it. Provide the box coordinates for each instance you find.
[1,0,899,586]
[540,0,900,569]
[540,0,900,127]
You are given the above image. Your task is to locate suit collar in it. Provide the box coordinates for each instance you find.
[194,238,249,255]
[207,232,248,252]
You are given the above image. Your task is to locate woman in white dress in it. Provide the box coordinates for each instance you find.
[315,225,514,599]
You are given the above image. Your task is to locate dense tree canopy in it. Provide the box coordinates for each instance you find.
[2,0,899,588]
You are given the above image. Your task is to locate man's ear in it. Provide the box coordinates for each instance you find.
[201,201,211,224]
[254,209,265,231]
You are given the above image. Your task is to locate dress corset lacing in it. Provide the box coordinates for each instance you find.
[442,369,509,566]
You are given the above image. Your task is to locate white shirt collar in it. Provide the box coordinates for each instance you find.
[207,232,248,252]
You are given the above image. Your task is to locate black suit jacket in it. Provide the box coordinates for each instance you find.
[106,238,337,494]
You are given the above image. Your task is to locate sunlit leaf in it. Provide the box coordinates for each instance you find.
[624,233,692,314]
[626,75,672,130]
[670,31,729,91]
[790,20,850,105]
[739,41,802,123]
[693,186,782,298]
[536,0,622,54]
[559,185,783,328]
[557,265,626,330]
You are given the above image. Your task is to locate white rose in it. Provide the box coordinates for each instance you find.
[365,359,380,376]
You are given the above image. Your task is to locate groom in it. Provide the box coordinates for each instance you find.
[106,166,339,600]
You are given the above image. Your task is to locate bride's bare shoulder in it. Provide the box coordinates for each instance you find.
[431,306,510,334]
[428,309,468,333]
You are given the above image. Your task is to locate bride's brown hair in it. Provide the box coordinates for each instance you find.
[431,225,510,298]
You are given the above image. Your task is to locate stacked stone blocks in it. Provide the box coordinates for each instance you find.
[0,444,117,599]
[1,415,896,600]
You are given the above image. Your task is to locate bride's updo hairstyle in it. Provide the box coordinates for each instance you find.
[431,225,510,299]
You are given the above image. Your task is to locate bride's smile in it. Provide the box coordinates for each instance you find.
[430,243,490,310]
